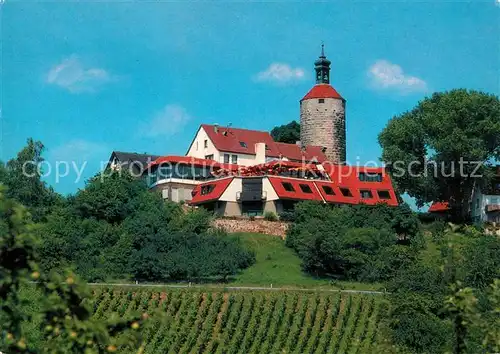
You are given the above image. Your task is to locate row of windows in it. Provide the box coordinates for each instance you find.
[280,182,391,200]
[224,154,238,164]
[358,172,383,182]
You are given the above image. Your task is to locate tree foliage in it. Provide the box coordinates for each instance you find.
[37,169,255,283]
[0,187,145,353]
[0,138,60,222]
[379,89,500,221]
[270,121,301,144]
[285,201,421,282]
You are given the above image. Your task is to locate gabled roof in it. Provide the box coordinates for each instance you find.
[190,177,234,204]
[301,84,343,101]
[201,124,279,156]
[109,151,161,173]
[200,124,327,162]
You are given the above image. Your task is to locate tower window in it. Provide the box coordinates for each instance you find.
[282,182,295,192]
[318,99,325,103]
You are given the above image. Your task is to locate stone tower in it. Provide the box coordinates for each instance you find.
[300,45,346,164]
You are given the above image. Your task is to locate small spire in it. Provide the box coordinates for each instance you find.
[321,42,325,57]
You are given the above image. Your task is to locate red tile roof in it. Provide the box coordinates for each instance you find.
[200,124,327,162]
[301,84,343,101]
[190,177,234,204]
[274,142,327,162]
[428,202,450,212]
[267,177,324,202]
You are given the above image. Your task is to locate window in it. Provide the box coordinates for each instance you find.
[224,154,230,164]
[322,185,335,195]
[204,139,208,148]
[359,172,382,182]
[360,190,373,199]
[318,98,325,103]
[231,155,238,164]
[340,188,353,197]
[377,190,391,200]
[282,182,295,192]
[205,154,214,160]
[239,141,247,148]
[201,184,215,195]
[265,144,271,151]
[299,184,313,194]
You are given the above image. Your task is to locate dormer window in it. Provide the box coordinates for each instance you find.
[239,141,247,148]
[265,144,271,151]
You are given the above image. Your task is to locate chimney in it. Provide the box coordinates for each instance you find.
[255,142,266,164]
[214,124,219,133]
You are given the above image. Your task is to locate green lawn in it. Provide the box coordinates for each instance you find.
[229,232,382,291]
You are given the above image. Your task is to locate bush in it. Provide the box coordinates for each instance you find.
[264,211,278,221]
[278,211,295,222]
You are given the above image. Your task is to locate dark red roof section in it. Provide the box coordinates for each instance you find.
[201,124,327,162]
[146,155,239,171]
[274,143,327,162]
[190,177,234,204]
[267,177,323,201]
[301,84,343,101]
[428,202,450,212]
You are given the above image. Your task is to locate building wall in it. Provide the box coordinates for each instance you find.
[186,127,221,162]
[220,178,242,202]
[471,188,500,222]
[300,97,346,164]
[151,179,198,202]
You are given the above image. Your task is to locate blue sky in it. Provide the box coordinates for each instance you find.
[1,1,499,196]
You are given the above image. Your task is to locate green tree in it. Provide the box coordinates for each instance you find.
[270,120,301,144]
[379,89,500,221]
[0,187,146,353]
[1,138,60,222]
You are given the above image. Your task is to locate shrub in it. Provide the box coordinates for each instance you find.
[278,211,295,222]
[264,211,278,221]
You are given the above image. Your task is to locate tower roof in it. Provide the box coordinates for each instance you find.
[301,84,343,101]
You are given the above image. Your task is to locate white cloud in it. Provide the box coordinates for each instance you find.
[254,63,306,84]
[368,60,428,93]
[46,56,113,93]
[49,139,109,163]
[141,104,191,137]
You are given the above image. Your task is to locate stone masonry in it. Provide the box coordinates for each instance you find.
[300,96,346,164]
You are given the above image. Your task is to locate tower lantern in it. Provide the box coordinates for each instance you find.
[315,44,331,84]
[300,45,346,164]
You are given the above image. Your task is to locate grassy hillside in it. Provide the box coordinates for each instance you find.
[230,233,382,290]
[91,287,388,354]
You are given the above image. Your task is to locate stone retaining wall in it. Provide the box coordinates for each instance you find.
[213,218,289,239]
